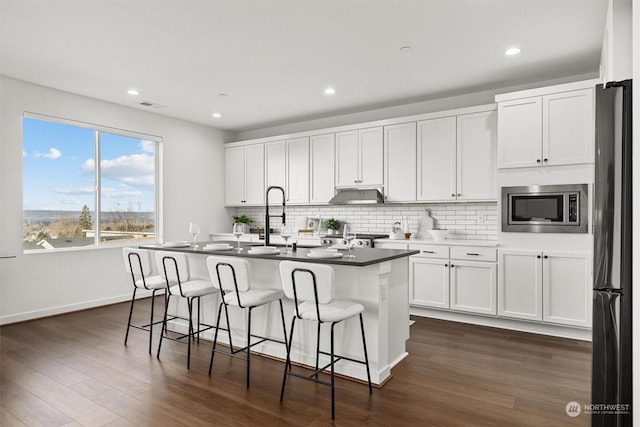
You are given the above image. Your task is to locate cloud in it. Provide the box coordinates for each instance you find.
[82,153,154,187]
[23,149,26,157]
[139,140,155,153]
[102,187,143,198]
[33,147,62,159]
[53,186,94,195]
[59,197,83,205]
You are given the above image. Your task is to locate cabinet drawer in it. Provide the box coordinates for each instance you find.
[409,244,449,259]
[450,246,497,262]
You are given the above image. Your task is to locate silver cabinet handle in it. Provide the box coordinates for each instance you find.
[466,252,479,256]
[422,250,435,254]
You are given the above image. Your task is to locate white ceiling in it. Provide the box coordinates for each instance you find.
[0,0,608,132]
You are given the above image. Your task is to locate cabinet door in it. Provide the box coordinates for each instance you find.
[497,98,542,169]
[243,144,265,205]
[286,137,310,204]
[359,127,383,186]
[310,133,335,204]
[335,130,359,187]
[384,122,416,202]
[457,111,497,200]
[409,257,450,309]
[450,260,497,315]
[498,250,543,320]
[225,146,246,206]
[542,252,592,327]
[417,117,456,201]
[265,141,286,204]
[543,89,594,166]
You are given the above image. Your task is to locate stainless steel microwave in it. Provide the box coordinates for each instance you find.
[501,184,588,233]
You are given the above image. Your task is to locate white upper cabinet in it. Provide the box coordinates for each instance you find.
[543,90,594,166]
[456,110,497,200]
[225,144,264,206]
[417,110,496,202]
[309,133,335,204]
[265,140,286,204]
[497,84,594,169]
[384,122,417,202]
[286,137,310,204]
[417,116,457,201]
[335,127,383,187]
[496,98,542,169]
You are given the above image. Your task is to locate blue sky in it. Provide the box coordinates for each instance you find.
[23,117,155,212]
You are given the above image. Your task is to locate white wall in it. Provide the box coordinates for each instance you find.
[0,77,231,324]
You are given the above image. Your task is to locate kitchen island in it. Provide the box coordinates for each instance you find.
[139,242,418,386]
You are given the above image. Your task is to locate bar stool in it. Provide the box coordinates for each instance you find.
[123,247,167,353]
[206,256,288,388]
[156,251,218,369]
[278,261,372,419]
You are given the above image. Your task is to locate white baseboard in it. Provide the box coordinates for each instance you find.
[0,290,153,326]
[410,306,592,341]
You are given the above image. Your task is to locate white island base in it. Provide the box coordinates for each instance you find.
[163,253,411,386]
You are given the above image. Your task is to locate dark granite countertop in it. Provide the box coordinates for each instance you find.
[139,241,419,267]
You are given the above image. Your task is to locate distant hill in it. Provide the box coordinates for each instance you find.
[23,210,154,224]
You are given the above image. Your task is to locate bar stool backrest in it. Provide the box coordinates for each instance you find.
[155,250,191,284]
[206,256,251,293]
[279,261,335,305]
[123,248,153,280]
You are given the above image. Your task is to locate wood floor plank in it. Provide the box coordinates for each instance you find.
[0,299,591,426]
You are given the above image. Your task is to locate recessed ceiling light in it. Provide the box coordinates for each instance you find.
[127,89,140,96]
[400,46,412,53]
[212,112,222,118]
[324,87,336,95]
[504,47,522,56]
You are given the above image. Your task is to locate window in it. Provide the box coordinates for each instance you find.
[23,114,158,251]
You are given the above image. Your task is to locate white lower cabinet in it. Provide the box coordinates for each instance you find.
[450,260,497,315]
[542,252,592,327]
[409,244,497,315]
[498,249,591,328]
[410,256,450,309]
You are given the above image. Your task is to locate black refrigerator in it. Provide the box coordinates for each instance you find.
[592,79,633,426]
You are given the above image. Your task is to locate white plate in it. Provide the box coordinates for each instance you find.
[205,244,233,251]
[310,248,338,254]
[163,241,191,248]
[307,252,343,259]
[248,248,280,255]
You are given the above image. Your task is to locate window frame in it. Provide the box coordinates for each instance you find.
[22,112,162,253]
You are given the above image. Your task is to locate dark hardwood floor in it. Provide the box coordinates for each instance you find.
[1,297,591,426]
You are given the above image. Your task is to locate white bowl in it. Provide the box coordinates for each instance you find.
[428,229,449,240]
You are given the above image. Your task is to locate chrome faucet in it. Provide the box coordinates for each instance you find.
[265,186,286,246]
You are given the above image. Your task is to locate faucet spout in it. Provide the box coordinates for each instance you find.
[265,186,286,246]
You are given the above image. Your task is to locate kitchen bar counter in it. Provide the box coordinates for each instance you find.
[138,242,417,385]
[140,241,419,266]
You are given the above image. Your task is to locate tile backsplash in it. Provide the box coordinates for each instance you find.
[234,202,497,241]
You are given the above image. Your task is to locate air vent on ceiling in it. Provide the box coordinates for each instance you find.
[139,101,167,109]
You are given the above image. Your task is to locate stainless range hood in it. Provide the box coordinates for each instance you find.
[328,188,384,204]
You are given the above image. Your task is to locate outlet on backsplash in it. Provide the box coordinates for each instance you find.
[232,202,497,241]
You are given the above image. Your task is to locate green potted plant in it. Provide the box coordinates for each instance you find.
[232,215,252,234]
[324,218,341,235]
